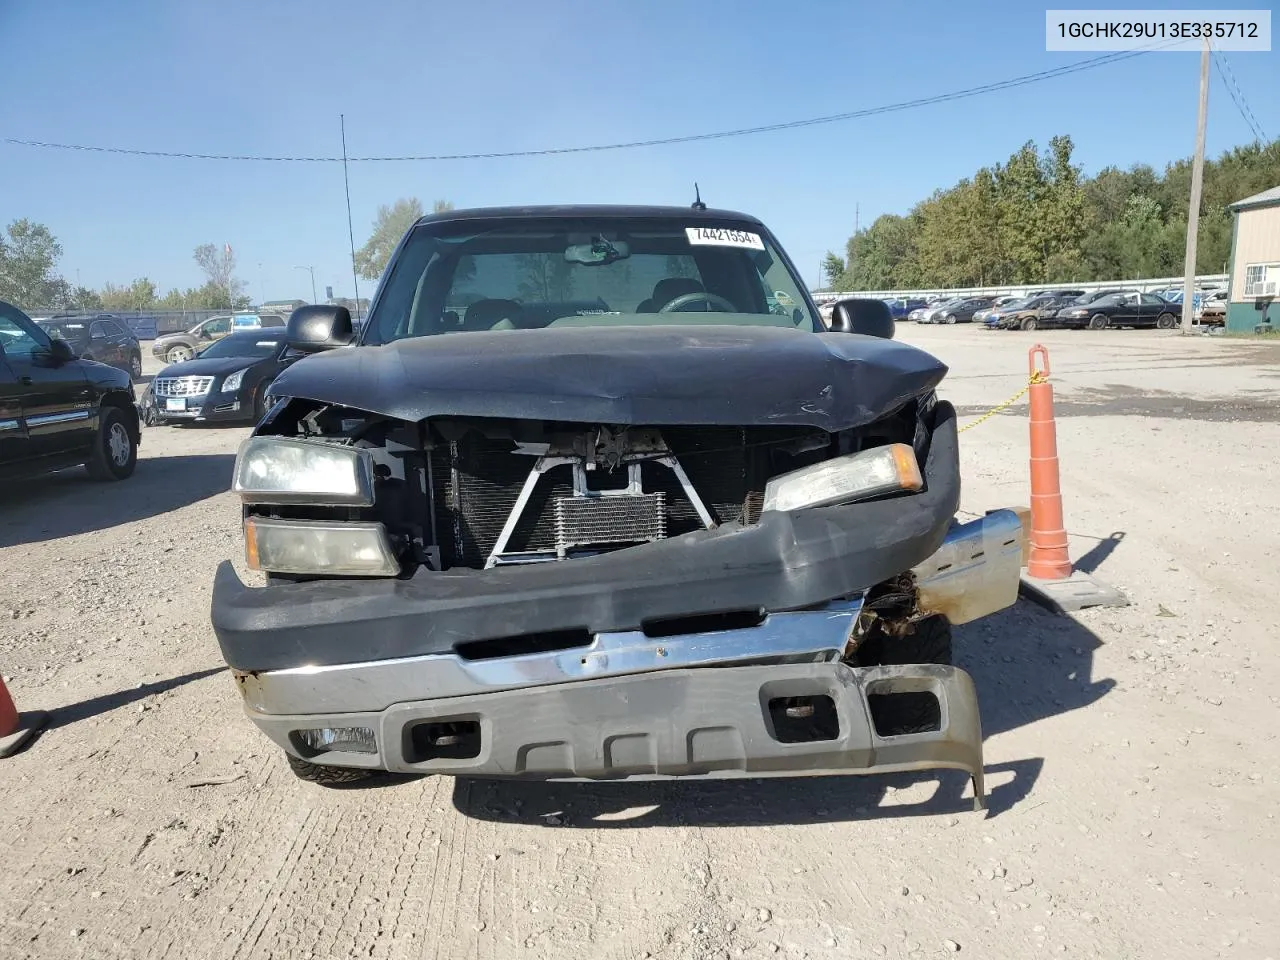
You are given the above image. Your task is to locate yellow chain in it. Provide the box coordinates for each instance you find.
[956,371,1047,434]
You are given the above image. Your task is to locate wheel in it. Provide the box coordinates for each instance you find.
[1088,313,1109,330]
[1020,317,1038,331]
[129,353,143,379]
[855,614,952,736]
[945,313,957,325]
[1156,312,1177,329]
[252,381,271,422]
[85,406,138,481]
[286,752,376,786]
[166,344,193,364]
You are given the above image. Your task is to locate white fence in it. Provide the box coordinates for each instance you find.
[811,274,1229,304]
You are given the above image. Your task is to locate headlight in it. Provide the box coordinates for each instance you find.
[245,518,398,576]
[222,368,248,392]
[763,442,923,513]
[233,437,374,506]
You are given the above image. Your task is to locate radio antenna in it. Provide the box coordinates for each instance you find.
[692,183,706,211]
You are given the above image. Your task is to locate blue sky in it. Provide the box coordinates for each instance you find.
[2,0,1276,299]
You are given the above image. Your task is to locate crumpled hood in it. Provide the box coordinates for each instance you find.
[268,325,947,430]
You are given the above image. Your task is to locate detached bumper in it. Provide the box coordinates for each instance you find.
[242,660,987,806]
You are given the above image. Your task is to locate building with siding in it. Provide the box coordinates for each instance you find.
[1226,185,1280,332]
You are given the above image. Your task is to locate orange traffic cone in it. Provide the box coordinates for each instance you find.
[1026,345,1073,580]
[0,674,47,759]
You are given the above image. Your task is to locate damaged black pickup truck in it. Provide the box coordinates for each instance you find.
[211,204,1024,807]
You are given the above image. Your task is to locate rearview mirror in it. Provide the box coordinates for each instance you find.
[565,239,629,265]
[287,304,354,353]
[828,298,895,339]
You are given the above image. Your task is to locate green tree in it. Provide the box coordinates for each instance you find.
[100,278,158,311]
[71,286,104,310]
[821,252,845,289]
[0,219,73,308]
[193,243,246,307]
[835,135,1280,289]
[844,214,921,290]
[354,198,451,281]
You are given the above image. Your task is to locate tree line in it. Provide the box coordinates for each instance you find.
[0,221,252,312]
[822,136,1280,291]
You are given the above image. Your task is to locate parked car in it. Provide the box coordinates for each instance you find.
[933,297,997,324]
[0,300,140,482]
[1004,293,1099,331]
[142,328,300,425]
[211,203,1026,797]
[152,313,285,365]
[973,296,1021,324]
[883,297,928,320]
[1051,291,1180,330]
[907,306,930,321]
[977,296,1059,330]
[35,315,143,378]
[919,297,969,323]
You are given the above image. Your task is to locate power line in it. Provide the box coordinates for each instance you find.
[3,46,1177,164]
[1209,42,1267,142]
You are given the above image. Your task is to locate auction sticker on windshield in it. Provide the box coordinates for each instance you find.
[686,227,765,250]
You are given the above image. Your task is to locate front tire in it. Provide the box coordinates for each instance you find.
[945,313,957,325]
[1088,313,1109,330]
[286,753,376,786]
[855,614,953,735]
[1156,312,1177,329]
[1020,317,1038,331]
[129,353,143,379]
[166,345,193,364]
[85,406,138,481]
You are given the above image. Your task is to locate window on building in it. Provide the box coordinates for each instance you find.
[1244,262,1279,298]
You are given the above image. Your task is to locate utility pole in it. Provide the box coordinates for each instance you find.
[1180,38,1210,335]
[294,265,317,303]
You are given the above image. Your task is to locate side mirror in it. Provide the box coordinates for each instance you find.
[49,338,76,364]
[828,297,895,339]
[286,304,355,353]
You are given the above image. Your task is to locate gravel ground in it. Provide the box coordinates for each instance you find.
[1,326,1277,960]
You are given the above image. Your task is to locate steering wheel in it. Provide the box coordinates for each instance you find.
[658,291,738,313]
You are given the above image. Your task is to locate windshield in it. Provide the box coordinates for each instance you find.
[363,216,819,345]
[997,298,1033,311]
[197,334,281,359]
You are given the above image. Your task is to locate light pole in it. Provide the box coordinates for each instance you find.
[295,265,317,303]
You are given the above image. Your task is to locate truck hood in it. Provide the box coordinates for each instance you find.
[268,324,948,430]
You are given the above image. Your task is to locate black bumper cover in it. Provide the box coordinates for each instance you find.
[211,403,961,673]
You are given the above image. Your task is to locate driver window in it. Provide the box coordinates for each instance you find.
[0,311,47,359]
[205,317,231,336]
[753,254,809,324]
[90,321,108,339]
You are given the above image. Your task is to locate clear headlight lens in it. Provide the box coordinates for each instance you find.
[245,518,398,576]
[222,368,247,392]
[234,437,374,506]
[763,443,923,513]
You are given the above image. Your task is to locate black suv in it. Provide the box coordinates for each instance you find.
[36,314,143,379]
[0,301,141,483]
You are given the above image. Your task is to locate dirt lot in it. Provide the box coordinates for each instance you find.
[1,326,1277,960]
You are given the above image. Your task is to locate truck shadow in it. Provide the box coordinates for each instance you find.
[452,600,1110,826]
[0,454,235,547]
